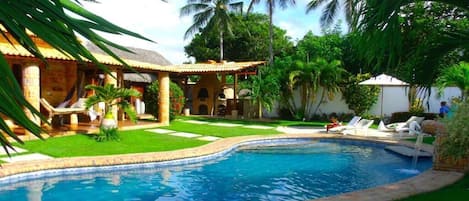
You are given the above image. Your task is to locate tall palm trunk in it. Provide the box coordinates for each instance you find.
[219,30,224,61]
[258,100,263,119]
[268,3,274,64]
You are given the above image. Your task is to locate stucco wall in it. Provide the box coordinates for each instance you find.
[262,86,462,118]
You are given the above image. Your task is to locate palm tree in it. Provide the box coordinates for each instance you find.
[306,0,364,30]
[436,62,469,100]
[288,58,345,119]
[246,67,280,119]
[288,60,319,119]
[85,84,140,140]
[358,0,469,70]
[311,59,345,115]
[180,0,243,62]
[0,0,153,150]
[247,0,296,64]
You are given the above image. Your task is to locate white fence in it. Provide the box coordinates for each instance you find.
[262,86,462,118]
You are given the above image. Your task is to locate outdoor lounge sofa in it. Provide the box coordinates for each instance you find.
[40,98,89,125]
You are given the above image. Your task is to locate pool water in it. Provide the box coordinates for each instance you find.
[0,140,432,201]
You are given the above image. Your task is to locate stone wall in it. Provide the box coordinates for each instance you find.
[40,62,77,106]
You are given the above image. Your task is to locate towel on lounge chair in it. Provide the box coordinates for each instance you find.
[329,116,361,132]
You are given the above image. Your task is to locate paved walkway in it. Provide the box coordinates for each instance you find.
[0,146,27,155]
[0,153,53,163]
[0,146,53,163]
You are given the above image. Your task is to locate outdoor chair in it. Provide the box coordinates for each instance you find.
[329,116,361,133]
[342,119,374,136]
[379,116,425,137]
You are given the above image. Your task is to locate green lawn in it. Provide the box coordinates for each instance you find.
[13,117,291,157]
[14,129,208,157]
[398,174,469,201]
[162,119,281,138]
[406,136,436,145]
[176,116,327,127]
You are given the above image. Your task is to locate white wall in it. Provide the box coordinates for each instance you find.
[420,87,462,113]
[369,86,409,117]
[261,86,461,118]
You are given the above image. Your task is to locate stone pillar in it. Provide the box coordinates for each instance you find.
[22,63,41,136]
[158,72,170,125]
[104,70,118,121]
[232,73,238,118]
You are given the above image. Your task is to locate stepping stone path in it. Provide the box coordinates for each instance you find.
[0,153,53,163]
[197,136,221,141]
[0,146,27,155]
[243,125,274,130]
[209,123,242,127]
[169,132,202,138]
[145,128,221,142]
[185,120,209,124]
[146,128,175,134]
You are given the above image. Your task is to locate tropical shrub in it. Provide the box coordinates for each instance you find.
[144,80,185,121]
[440,100,469,159]
[85,84,141,141]
[241,66,280,118]
[436,62,469,100]
[341,74,380,116]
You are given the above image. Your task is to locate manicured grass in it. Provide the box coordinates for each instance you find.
[398,174,469,201]
[162,119,281,138]
[14,129,208,157]
[405,136,436,145]
[177,116,327,127]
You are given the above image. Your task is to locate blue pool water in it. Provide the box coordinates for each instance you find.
[0,139,432,201]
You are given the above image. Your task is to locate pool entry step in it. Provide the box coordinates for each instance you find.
[384,145,432,157]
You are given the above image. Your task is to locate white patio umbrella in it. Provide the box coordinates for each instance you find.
[359,73,409,118]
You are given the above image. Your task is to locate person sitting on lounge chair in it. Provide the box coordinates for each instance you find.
[325,113,342,133]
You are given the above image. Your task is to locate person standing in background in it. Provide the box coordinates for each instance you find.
[439,101,450,118]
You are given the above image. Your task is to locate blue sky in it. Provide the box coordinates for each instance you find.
[83,0,347,64]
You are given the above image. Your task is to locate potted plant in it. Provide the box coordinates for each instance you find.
[85,84,140,141]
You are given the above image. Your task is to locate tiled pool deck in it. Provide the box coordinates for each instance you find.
[0,134,464,201]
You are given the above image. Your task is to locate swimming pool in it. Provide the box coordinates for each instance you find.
[0,139,432,201]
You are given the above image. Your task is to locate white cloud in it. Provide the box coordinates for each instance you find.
[82,0,190,64]
[80,0,347,64]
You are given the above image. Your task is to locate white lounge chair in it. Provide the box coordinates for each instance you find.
[342,119,374,136]
[329,116,361,132]
[379,116,424,137]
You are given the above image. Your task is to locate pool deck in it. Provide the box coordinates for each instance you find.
[0,133,464,201]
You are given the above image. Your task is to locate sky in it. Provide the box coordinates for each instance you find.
[82,0,346,64]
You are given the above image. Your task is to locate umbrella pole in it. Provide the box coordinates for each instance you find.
[381,86,384,119]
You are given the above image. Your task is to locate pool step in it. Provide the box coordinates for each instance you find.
[384,145,432,157]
